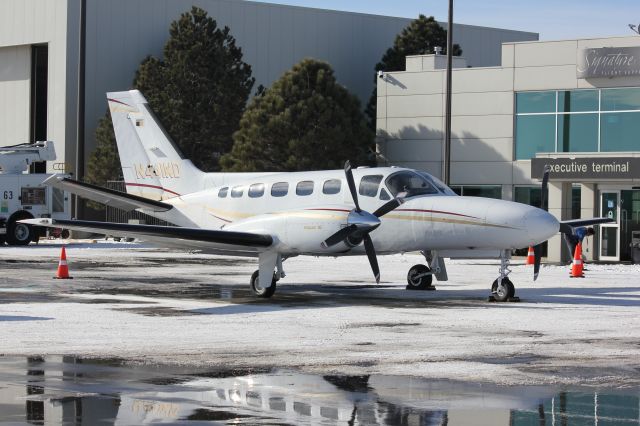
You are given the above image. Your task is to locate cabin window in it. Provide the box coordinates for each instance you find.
[296,180,314,196]
[248,183,265,198]
[271,182,289,197]
[379,188,391,200]
[385,171,438,197]
[231,186,244,198]
[218,187,228,198]
[322,179,341,195]
[359,175,383,197]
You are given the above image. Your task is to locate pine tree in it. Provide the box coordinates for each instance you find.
[85,6,255,187]
[85,111,122,186]
[220,59,374,172]
[365,15,462,127]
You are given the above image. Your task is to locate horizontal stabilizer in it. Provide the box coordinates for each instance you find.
[43,175,172,212]
[559,217,615,234]
[20,218,273,248]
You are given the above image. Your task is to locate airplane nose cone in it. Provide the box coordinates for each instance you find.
[525,209,559,245]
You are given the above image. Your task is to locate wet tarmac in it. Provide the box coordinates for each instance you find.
[0,356,638,425]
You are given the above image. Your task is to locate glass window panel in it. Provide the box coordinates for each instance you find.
[322,179,341,195]
[557,90,598,112]
[601,226,618,257]
[379,188,391,200]
[516,91,556,114]
[218,187,228,198]
[514,186,548,210]
[460,186,502,199]
[515,115,556,160]
[571,186,581,220]
[557,113,598,152]
[231,186,244,198]
[601,88,640,111]
[52,187,65,213]
[21,188,46,205]
[359,175,383,197]
[600,112,640,151]
[271,182,289,197]
[248,183,265,198]
[385,171,437,197]
[296,181,314,196]
[601,192,618,221]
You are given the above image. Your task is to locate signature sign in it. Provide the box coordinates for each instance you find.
[577,46,640,78]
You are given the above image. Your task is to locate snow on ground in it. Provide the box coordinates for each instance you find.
[1,240,639,387]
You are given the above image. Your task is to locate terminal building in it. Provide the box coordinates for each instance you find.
[376,36,640,262]
[0,0,535,178]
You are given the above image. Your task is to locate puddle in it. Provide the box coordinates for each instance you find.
[0,356,638,425]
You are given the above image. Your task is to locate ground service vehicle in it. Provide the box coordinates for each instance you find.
[0,141,71,245]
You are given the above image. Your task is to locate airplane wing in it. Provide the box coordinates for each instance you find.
[43,175,172,212]
[21,218,274,255]
[559,217,615,234]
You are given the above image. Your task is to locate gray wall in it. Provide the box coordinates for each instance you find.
[0,0,73,173]
[82,0,537,167]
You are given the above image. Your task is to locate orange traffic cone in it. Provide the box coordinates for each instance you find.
[526,246,535,265]
[54,246,73,279]
[570,242,584,278]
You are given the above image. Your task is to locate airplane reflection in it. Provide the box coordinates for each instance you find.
[0,356,637,425]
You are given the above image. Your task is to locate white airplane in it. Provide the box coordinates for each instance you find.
[23,90,611,302]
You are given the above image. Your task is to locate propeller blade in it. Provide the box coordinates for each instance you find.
[363,234,380,284]
[372,197,405,218]
[533,244,543,281]
[344,161,361,212]
[321,224,357,248]
[540,165,550,211]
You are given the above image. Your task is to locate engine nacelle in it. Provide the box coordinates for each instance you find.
[224,207,350,255]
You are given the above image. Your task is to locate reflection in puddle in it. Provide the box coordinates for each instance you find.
[0,356,638,425]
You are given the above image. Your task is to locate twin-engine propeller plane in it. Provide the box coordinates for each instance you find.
[23,90,612,301]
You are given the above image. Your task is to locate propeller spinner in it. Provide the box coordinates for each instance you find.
[321,161,404,283]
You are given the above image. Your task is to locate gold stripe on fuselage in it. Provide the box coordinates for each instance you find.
[203,207,517,230]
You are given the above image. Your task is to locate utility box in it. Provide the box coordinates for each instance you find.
[631,231,640,265]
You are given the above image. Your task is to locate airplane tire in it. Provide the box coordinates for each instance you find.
[406,264,433,290]
[491,278,515,302]
[250,270,277,298]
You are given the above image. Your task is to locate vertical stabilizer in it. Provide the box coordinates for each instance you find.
[107,90,205,200]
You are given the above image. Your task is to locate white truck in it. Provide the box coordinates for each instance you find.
[0,141,71,245]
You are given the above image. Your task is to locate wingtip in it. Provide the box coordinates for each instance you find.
[19,218,53,226]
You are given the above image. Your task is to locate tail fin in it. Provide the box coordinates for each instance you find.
[107,90,206,200]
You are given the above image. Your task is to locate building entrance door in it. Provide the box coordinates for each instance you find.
[599,191,620,261]
[621,190,640,261]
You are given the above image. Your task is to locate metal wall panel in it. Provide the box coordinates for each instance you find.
[0,0,70,174]
[0,46,30,146]
[82,0,536,169]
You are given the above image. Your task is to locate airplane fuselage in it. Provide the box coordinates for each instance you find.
[160,167,559,257]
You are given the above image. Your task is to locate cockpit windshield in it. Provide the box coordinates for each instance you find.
[384,171,458,197]
[417,172,458,196]
[385,171,438,197]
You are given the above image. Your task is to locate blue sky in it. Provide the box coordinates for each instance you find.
[250,0,640,40]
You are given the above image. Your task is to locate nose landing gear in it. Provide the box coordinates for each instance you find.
[406,264,435,290]
[489,250,520,302]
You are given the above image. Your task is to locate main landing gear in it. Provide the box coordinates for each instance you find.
[489,250,519,303]
[406,250,445,291]
[249,252,285,298]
